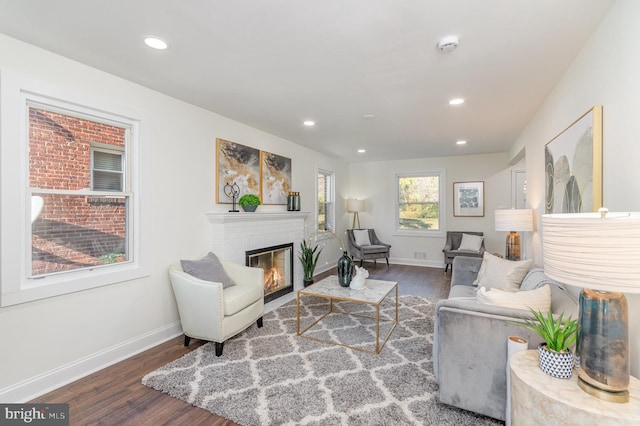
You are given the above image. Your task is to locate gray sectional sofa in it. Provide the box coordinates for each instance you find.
[433,255,581,421]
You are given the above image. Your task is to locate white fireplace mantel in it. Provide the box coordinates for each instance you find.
[206,211,309,224]
[206,210,309,310]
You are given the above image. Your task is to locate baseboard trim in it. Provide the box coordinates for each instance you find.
[0,321,183,403]
[389,258,443,268]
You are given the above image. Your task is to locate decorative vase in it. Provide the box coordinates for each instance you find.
[303,278,314,287]
[337,251,353,287]
[287,192,295,211]
[538,343,574,379]
[242,205,258,212]
[293,192,301,211]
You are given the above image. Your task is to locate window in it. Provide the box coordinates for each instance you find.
[91,144,124,191]
[0,87,147,307]
[28,101,132,278]
[396,172,445,235]
[317,169,334,233]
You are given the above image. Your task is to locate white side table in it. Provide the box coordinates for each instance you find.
[509,350,640,425]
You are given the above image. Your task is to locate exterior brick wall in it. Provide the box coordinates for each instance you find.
[29,107,127,275]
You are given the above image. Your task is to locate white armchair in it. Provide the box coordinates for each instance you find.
[168,259,264,356]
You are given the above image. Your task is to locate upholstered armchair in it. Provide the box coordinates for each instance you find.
[346,229,391,267]
[168,259,264,356]
[442,231,485,274]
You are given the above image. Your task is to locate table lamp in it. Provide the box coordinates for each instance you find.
[494,208,533,260]
[541,209,640,403]
[347,198,365,229]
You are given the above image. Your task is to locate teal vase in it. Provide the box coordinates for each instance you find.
[337,251,353,287]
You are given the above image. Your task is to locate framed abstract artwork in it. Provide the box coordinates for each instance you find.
[216,138,261,204]
[544,106,603,213]
[453,181,484,217]
[260,151,291,205]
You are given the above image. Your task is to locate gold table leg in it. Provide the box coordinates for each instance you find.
[296,283,398,354]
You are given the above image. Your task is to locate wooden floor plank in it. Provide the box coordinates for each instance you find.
[30,264,448,425]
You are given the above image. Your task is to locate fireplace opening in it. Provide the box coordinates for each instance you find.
[246,243,294,303]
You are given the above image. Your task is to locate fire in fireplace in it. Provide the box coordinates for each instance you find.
[246,243,294,303]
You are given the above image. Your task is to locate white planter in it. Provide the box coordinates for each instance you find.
[538,343,574,379]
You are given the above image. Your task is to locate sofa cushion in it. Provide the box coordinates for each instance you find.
[458,233,484,252]
[222,280,263,315]
[477,285,551,312]
[353,229,371,246]
[448,285,477,298]
[520,267,555,291]
[361,244,389,254]
[180,252,237,289]
[549,285,580,318]
[473,252,531,289]
[447,249,483,258]
[519,267,580,317]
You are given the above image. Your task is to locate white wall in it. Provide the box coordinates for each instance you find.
[0,34,348,400]
[348,152,515,266]
[510,0,640,377]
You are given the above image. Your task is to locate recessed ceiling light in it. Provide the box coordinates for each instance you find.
[303,120,315,127]
[357,149,366,153]
[362,114,375,120]
[456,140,467,145]
[437,35,460,53]
[449,98,465,105]
[144,36,168,50]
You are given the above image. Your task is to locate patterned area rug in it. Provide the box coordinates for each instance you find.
[142,295,502,425]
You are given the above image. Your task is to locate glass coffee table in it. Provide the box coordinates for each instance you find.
[296,275,398,354]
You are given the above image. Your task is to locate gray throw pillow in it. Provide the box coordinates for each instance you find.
[180,252,237,289]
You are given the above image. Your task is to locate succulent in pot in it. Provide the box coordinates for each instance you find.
[238,194,261,212]
[298,240,322,286]
[515,308,578,379]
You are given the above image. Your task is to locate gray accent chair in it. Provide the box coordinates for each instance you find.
[346,229,391,267]
[433,255,580,421]
[442,231,485,274]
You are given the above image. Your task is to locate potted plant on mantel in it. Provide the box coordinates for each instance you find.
[299,240,322,287]
[238,194,261,212]
[516,308,578,379]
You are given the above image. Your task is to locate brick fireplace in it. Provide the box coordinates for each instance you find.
[206,211,307,307]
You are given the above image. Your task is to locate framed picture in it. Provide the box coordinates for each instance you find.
[453,181,484,217]
[216,138,261,204]
[260,151,291,205]
[544,106,603,213]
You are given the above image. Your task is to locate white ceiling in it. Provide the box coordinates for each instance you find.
[0,0,614,162]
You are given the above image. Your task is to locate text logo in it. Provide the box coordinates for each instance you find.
[1,404,68,425]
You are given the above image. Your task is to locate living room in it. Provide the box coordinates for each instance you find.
[1,0,639,422]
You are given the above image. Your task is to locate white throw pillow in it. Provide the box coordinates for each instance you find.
[477,285,551,312]
[472,252,531,289]
[353,229,371,246]
[458,233,483,252]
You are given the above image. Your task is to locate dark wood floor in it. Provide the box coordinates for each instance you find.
[31,264,450,425]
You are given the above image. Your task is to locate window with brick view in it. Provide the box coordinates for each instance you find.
[29,105,130,277]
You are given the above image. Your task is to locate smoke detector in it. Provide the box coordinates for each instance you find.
[437,35,459,53]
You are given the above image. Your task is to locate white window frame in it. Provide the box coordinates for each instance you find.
[394,171,446,237]
[0,88,148,307]
[316,169,335,237]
